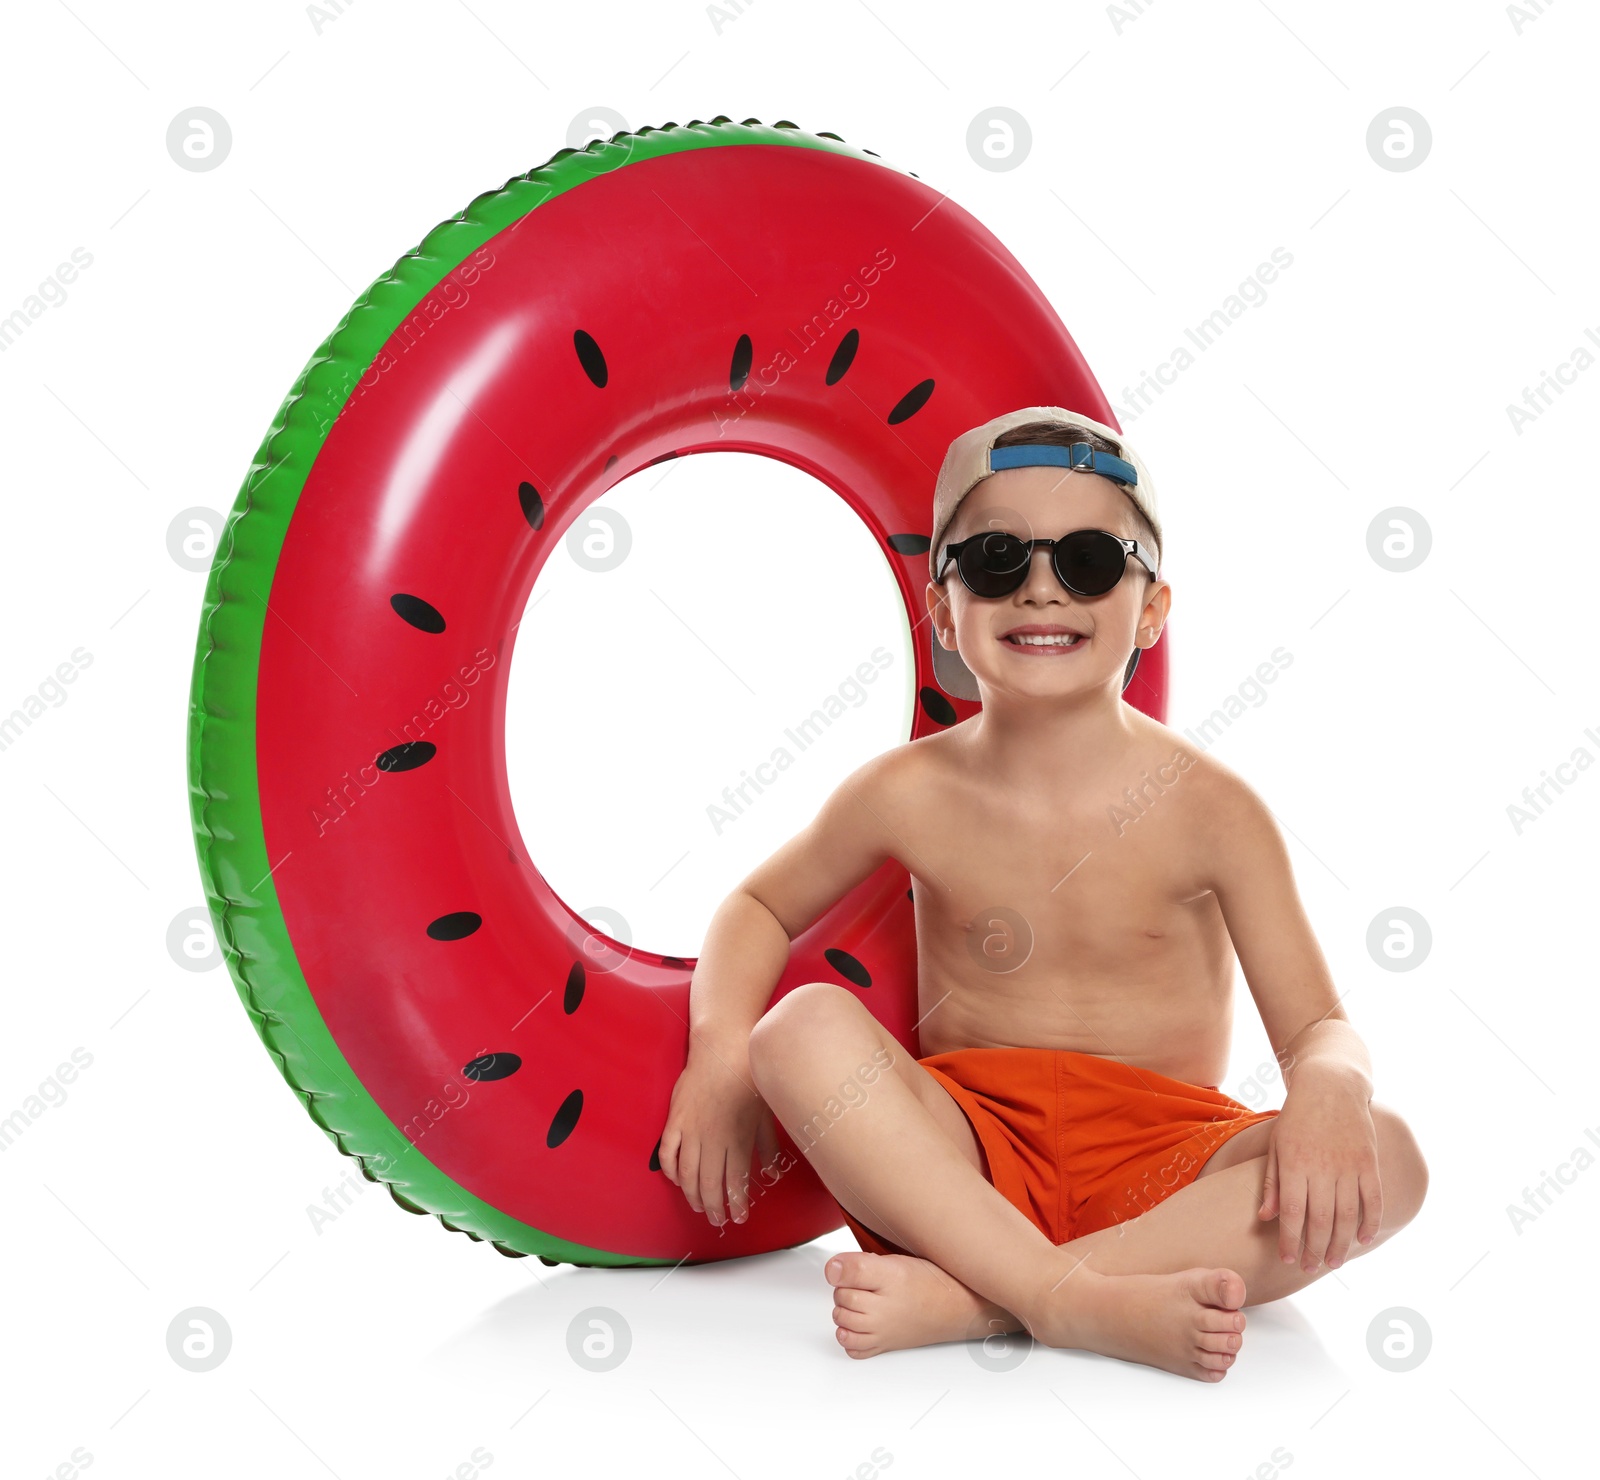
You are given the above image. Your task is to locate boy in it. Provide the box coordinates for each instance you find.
[659,407,1427,1381]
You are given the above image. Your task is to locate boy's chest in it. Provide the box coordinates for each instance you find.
[901,775,1217,968]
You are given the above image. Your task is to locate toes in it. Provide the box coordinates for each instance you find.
[1198,1307,1247,1334]
[836,1325,881,1359]
[832,1302,874,1333]
[1196,1267,1246,1311]
[1197,1330,1241,1355]
[1197,1349,1237,1372]
[826,1251,883,1291]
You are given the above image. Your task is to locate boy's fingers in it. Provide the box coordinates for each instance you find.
[1301,1176,1336,1271]
[657,1127,681,1186]
[1276,1171,1308,1265]
[699,1148,729,1226]
[755,1109,781,1175]
[726,1142,753,1223]
[1257,1142,1279,1219]
[1357,1168,1384,1246]
[678,1143,704,1214]
[1325,1177,1362,1268]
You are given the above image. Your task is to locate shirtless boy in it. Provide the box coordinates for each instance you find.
[659,406,1428,1381]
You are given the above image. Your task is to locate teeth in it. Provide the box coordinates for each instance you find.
[1007,633,1081,647]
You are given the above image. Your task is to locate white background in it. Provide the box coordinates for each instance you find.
[3,2,1597,1476]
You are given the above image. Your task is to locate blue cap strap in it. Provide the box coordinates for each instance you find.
[989,442,1137,487]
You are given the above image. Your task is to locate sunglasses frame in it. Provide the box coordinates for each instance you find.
[936,527,1161,598]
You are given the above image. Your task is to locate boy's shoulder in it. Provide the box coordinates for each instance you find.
[1121,710,1269,823]
[864,710,1271,826]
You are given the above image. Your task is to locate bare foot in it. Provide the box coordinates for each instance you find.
[1037,1264,1248,1382]
[825,1251,1015,1358]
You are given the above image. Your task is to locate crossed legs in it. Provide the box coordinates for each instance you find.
[747,983,1428,1378]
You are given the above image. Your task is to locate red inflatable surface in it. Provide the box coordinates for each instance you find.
[232,121,1167,1264]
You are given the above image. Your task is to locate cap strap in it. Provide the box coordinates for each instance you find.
[989,442,1136,487]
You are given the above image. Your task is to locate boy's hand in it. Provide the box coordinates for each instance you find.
[1257,1068,1383,1271]
[658,1053,782,1228]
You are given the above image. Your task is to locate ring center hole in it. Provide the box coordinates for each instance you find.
[505,450,915,959]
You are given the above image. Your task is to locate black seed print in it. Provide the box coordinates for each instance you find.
[825,947,871,989]
[547,1089,583,1148]
[604,454,618,471]
[825,328,859,385]
[574,329,608,387]
[518,481,546,529]
[426,911,482,941]
[886,532,930,556]
[918,686,958,727]
[375,741,436,773]
[659,955,690,970]
[730,334,753,391]
[649,1138,662,1172]
[390,593,446,633]
[463,1052,522,1082]
[886,378,935,425]
[564,960,585,1014]
[538,1254,561,1266]
[906,886,914,903]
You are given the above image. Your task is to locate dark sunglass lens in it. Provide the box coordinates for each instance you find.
[959,533,1029,596]
[1055,531,1126,595]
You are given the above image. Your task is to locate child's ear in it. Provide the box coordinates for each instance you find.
[925,580,950,643]
[1141,577,1172,634]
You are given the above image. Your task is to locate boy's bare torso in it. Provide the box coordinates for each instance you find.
[881,712,1239,1088]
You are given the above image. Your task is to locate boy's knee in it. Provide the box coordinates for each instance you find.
[748,983,863,1080]
[1372,1104,1428,1228]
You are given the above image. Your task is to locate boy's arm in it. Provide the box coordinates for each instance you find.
[659,747,907,1225]
[688,745,908,1061]
[1204,766,1382,1272]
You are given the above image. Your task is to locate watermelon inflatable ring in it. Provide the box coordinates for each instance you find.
[187,116,1168,1268]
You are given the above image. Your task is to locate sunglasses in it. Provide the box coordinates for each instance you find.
[937,528,1160,599]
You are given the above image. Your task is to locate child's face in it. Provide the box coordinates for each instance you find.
[924,465,1170,701]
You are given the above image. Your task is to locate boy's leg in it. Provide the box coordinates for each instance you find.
[1056,1107,1429,1301]
[749,983,1250,1379]
[838,1106,1430,1356]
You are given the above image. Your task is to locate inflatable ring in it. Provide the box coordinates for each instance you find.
[188,117,1168,1267]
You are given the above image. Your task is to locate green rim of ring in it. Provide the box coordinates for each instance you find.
[186,118,890,1267]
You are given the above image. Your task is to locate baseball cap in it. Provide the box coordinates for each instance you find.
[927,407,1162,702]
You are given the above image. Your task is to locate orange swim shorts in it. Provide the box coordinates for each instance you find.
[837,1045,1280,1257]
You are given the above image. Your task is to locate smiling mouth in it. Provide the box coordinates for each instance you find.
[1000,631,1084,649]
